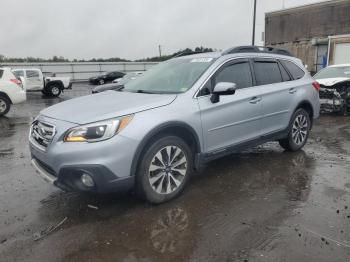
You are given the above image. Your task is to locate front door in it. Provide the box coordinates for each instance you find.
[197,59,263,153]
[25,70,43,91]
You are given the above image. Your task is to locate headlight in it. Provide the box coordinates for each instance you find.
[64,115,133,142]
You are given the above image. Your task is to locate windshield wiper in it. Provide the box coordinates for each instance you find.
[119,88,178,94]
[135,90,157,94]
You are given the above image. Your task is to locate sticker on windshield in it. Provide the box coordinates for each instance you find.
[190,58,213,63]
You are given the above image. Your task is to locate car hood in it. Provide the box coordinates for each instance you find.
[41,91,177,124]
[316,77,350,86]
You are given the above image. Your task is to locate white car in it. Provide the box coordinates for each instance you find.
[314,64,350,115]
[12,68,72,97]
[0,68,26,116]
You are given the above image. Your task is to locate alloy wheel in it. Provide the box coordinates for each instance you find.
[148,146,188,194]
[292,114,308,145]
[51,86,60,96]
[0,99,7,113]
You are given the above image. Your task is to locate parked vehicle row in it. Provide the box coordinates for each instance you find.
[0,68,26,116]
[29,46,320,204]
[92,72,143,93]
[12,68,72,97]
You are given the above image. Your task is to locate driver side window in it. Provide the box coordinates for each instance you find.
[199,61,253,96]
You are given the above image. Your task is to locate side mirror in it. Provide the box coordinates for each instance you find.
[210,82,237,103]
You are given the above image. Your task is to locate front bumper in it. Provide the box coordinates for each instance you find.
[31,158,56,184]
[320,98,342,113]
[31,158,134,193]
[29,115,139,193]
[88,78,98,84]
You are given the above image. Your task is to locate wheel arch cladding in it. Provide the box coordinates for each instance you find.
[130,121,201,177]
[0,92,12,104]
[296,100,314,127]
[47,80,64,89]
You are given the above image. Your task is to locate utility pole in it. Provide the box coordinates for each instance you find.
[158,45,162,57]
[252,0,257,46]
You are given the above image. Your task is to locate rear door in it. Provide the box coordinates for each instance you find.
[25,70,43,90]
[197,59,263,153]
[253,58,300,135]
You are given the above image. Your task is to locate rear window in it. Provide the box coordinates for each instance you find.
[254,61,282,85]
[0,69,3,79]
[279,63,292,81]
[27,70,40,78]
[280,60,305,80]
[13,70,24,78]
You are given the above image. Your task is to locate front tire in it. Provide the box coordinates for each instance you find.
[98,79,105,85]
[279,108,311,151]
[136,136,193,204]
[0,95,11,116]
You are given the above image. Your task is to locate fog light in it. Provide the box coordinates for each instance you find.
[81,174,94,187]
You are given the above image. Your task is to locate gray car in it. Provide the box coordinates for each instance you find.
[29,46,320,204]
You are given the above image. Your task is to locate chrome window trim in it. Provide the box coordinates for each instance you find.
[193,56,248,98]
[193,55,305,98]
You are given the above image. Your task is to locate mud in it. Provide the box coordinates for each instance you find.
[0,84,350,262]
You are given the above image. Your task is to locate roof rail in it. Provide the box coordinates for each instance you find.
[222,46,293,57]
[172,51,212,58]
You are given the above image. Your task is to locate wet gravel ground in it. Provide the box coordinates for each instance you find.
[0,84,350,262]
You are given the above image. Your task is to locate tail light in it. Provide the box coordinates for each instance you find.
[312,81,320,92]
[10,78,23,89]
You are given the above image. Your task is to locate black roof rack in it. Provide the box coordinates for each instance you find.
[222,46,293,57]
[173,51,212,58]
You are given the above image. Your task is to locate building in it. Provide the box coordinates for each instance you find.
[265,0,350,74]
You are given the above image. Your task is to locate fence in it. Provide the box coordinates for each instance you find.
[1,62,158,81]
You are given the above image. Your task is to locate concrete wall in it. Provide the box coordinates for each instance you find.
[265,0,350,73]
[0,62,158,81]
[265,0,350,45]
[268,41,317,72]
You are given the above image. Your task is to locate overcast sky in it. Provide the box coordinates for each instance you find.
[1,0,328,60]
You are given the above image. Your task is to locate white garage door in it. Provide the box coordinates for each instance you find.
[334,43,350,65]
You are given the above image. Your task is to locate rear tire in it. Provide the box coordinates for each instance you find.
[47,85,62,97]
[0,95,11,116]
[279,108,311,151]
[135,136,193,204]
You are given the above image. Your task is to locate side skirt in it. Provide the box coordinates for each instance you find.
[195,129,288,169]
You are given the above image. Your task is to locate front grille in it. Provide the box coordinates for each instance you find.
[30,120,56,150]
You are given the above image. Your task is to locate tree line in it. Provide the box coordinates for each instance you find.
[0,47,214,63]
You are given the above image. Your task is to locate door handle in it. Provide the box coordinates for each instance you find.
[249,97,261,104]
[289,88,297,94]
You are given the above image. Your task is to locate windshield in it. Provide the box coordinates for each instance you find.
[314,66,350,79]
[118,72,141,85]
[122,57,215,94]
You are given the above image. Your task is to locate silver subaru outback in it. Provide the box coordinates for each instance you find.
[29,46,320,204]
